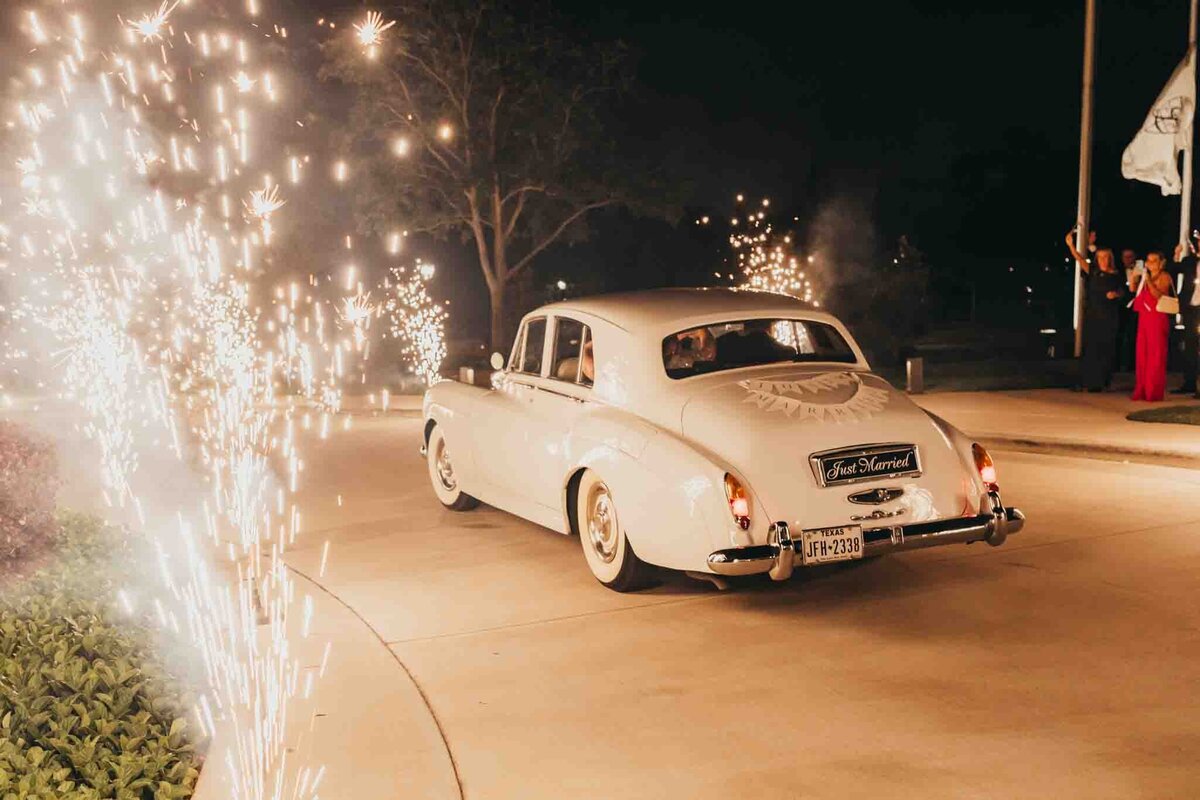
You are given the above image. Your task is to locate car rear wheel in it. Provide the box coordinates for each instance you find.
[575,470,655,592]
[427,426,479,511]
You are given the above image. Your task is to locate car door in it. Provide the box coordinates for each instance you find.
[476,316,549,500]
[522,315,595,510]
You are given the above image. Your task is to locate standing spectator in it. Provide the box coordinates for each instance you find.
[1129,250,1175,402]
[1117,249,1141,371]
[1170,235,1200,397]
[1065,232,1124,391]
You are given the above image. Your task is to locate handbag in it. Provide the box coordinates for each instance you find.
[1158,278,1180,315]
[1129,272,1181,314]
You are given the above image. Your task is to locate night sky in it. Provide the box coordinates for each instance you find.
[303,1,1200,338]
[559,0,1198,262]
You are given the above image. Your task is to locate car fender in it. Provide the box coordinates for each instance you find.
[564,407,769,573]
[423,381,490,492]
[923,410,991,507]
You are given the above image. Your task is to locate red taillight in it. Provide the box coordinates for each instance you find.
[724,473,751,530]
[972,443,998,491]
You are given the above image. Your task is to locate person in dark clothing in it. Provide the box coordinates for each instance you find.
[1117,248,1140,372]
[715,320,794,366]
[1170,238,1200,397]
[1066,232,1125,391]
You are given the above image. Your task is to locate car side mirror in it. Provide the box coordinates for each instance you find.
[490,352,505,370]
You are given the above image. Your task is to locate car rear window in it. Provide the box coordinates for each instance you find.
[662,318,856,379]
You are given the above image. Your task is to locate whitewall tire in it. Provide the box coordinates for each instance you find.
[427,425,479,511]
[576,470,654,592]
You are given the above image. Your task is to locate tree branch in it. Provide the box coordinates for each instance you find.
[503,189,528,239]
[509,200,615,277]
[465,187,497,290]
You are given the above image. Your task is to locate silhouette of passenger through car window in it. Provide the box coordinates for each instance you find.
[715,320,795,365]
[665,327,717,371]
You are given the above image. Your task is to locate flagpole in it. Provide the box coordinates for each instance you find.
[1074,0,1097,359]
[1180,0,1199,251]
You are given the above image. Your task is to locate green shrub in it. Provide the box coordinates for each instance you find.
[0,513,203,799]
[0,422,59,567]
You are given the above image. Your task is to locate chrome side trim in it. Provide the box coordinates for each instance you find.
[849,508,905,522]
[531,384,589,404]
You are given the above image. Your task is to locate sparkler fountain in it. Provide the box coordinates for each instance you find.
[731,195,820,306]
[0,3,441,797]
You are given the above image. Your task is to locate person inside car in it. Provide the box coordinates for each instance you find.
[715,319,795,365]
[665,326,717,371]
[581,338,595,385]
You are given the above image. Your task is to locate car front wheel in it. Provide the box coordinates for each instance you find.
[426,425,479,511]
[575,470,654,592]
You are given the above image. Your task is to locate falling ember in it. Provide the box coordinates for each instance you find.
[27,11,48,44]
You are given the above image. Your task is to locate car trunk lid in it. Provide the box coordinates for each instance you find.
[679,367,983,531]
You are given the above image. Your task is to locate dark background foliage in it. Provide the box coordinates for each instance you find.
[282,1,1200,359]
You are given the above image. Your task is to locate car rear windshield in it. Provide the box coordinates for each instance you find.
[662,318,856,379]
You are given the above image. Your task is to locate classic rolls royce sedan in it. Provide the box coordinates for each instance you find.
[422,288,1025,592]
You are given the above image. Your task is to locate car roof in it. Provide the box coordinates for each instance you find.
[538,287,834,332]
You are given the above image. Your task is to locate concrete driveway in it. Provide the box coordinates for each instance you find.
[286,413,1200,800]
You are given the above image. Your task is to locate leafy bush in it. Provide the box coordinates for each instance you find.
[0,422,59,566]
[0,513,202,799]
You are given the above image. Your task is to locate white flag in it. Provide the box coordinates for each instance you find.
[1121,47,1196,196]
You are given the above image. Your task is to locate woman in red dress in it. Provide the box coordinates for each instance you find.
[1129,250,1175,402]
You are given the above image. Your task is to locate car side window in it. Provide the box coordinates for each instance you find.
[520,318,547,375]
[550,318,593,386]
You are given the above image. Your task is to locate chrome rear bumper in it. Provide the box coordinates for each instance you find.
[707,492,1025,581]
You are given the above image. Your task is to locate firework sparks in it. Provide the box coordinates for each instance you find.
[127,0,180,41]
[0,3,364,797]
[731,195,819,307]
[382,261,447,386]
[1,2,455,791]
[232,71,258,94]
[353,10,395,58]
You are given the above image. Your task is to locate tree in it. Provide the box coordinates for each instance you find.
[323,0,646,349]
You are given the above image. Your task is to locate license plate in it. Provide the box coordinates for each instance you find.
[800,525,864,565]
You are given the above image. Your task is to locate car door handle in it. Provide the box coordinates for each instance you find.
[531,384,587,404]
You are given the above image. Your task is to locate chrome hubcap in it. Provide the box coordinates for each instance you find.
[435,439,456,491]
[586,485,618,563]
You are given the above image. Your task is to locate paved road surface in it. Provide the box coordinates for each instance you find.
[286,413,1199,800]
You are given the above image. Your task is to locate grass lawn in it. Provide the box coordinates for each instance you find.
[1127,405,1200,426]
[0,513,203,798]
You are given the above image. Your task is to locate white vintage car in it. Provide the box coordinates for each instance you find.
[422,288,1025,591]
